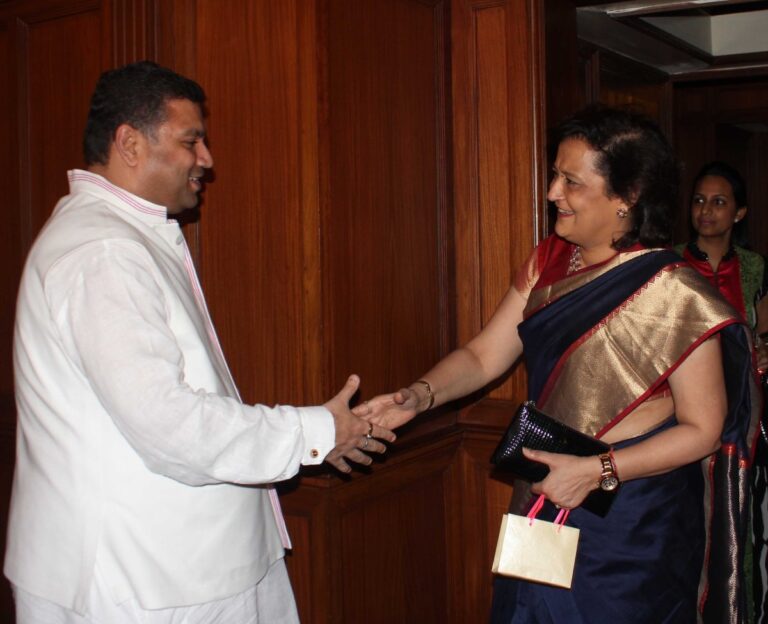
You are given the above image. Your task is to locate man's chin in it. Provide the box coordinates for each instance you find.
[168,196,202,216]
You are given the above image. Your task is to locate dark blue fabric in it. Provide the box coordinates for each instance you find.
[719,323,757,456]
[518,250,681,402]
[490,421,703,624]
[491,251,757,622]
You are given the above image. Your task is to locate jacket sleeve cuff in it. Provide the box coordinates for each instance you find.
[299,406,335,465]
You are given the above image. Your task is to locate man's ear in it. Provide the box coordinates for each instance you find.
[113,124,142,167]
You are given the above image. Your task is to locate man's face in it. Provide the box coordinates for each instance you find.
[137,98,213,214]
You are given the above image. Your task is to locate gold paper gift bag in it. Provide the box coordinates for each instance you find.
[491,495,580,589]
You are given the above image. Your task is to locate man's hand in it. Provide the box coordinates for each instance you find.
[323,375,396,473]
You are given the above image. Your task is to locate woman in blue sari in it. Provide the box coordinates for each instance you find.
[357,107,759,623]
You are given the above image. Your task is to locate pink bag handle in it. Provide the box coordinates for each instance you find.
[527,494,570,531]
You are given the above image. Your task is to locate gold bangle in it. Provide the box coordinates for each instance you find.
[414,379,435,410]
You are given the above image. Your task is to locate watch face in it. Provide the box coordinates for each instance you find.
[600,476,619,491]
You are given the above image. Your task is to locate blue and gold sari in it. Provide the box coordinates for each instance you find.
[492,236,759,624]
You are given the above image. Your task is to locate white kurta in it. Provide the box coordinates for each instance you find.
[5,170,334,614]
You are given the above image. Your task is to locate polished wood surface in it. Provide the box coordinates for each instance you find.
[194,0,318,406]
[452,0,545,408]
[193,0,450,408]
[322,0,450,400]
[280,434,461,623]
[544,0,583,128]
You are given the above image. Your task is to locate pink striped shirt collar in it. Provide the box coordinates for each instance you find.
[67,169,171,224]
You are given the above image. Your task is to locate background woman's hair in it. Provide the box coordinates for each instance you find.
[552,105,678,250]
[691,161,748,247]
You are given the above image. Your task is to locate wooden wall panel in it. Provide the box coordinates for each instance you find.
[339,474,449,623]
[323,0,450,399]
[17,3,102,251]
[279,434,460,624]
[742,133,768,256]
[444,430,514,621]
[193,0,451,405]
[0,19,20,407]
[282,494,332,623]
[0,17,20,622]
[194,0,315,406]
[545,0,583,127]
[452,0,545,423]
[109,0,155,65]
[673,85,716,246]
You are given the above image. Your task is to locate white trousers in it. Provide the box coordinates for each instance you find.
[13,558,299,624]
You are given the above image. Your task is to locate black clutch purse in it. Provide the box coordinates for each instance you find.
[491,401,616,517]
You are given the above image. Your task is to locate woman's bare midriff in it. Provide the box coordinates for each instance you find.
[600,395,676,445]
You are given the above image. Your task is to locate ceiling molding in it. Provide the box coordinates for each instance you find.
[577,0,768,76]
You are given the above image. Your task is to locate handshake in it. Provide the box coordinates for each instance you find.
[321,374,430,473]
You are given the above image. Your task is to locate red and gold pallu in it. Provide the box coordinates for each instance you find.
[512,237,760,623]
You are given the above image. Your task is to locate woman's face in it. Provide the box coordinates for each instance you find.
[691,175,746,242]
[548,137,631,253]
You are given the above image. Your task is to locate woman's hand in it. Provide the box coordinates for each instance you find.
[524,448,600,509]
[351,388,420,430]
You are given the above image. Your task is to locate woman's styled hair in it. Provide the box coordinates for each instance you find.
[552,106,678,249]
[692,161,747,207]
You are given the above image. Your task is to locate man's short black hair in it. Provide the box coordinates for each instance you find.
[83,61,206,166]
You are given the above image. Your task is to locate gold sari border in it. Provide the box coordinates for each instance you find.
[596,319,738,438]
[537,263,739,438]
[525,248,670,317]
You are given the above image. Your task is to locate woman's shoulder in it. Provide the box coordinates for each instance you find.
[733,246,766,302]
[734,245,765,266]
[662,262,743,324]
[512,235,571,298]
[672,242,687,257]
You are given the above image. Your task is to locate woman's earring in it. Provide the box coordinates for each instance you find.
[616,206,629,219]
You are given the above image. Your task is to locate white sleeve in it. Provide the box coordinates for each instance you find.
[45,240,335,486]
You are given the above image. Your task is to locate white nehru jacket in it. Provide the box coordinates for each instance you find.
[5,170,334,614]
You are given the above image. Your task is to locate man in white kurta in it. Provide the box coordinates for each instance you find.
[4,61,391,623]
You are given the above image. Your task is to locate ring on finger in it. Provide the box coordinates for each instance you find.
[365,422,374,439]
[362,436,369,449]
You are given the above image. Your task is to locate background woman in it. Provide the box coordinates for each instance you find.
[677,161,768,622]
[677,161,766,331]
[358,108,759,623]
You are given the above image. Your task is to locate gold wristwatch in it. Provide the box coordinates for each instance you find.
[598,453,620,492]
